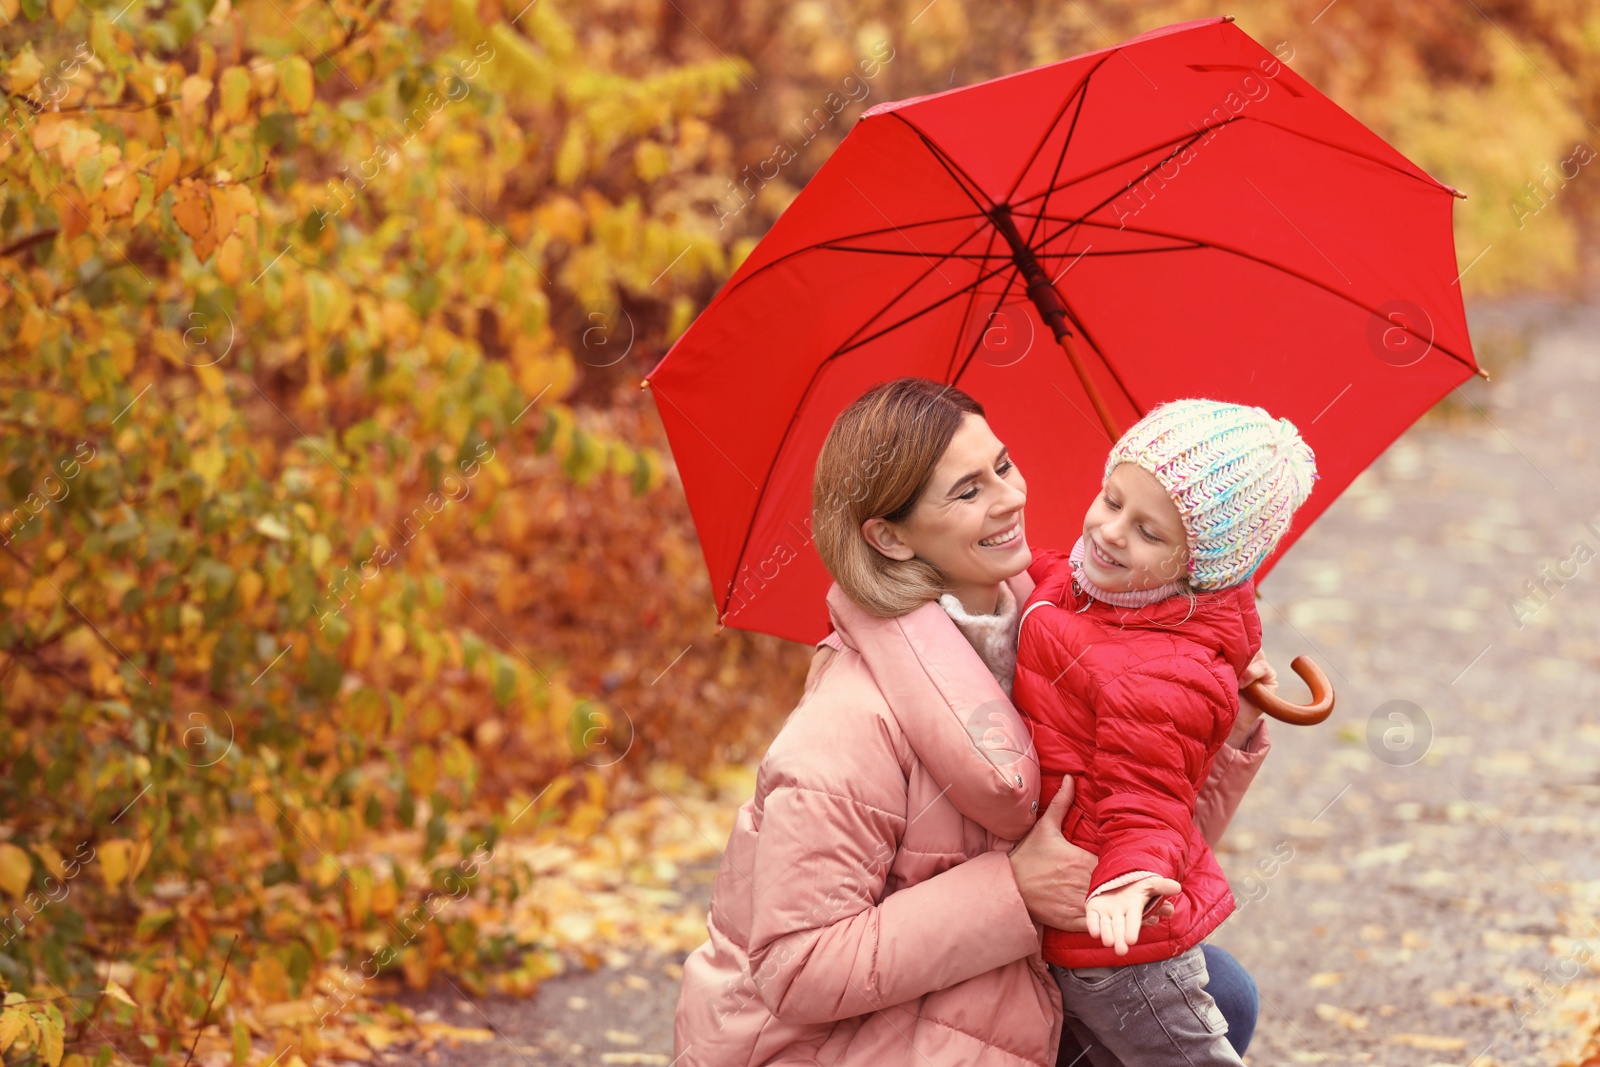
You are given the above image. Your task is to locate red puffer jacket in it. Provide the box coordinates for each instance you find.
[1013,548,1262,969]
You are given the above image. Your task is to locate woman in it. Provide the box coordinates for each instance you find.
[674,379,1275,1066]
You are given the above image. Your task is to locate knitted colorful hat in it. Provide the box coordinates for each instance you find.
[1104,399,1318,590]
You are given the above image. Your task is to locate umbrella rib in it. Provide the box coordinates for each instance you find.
[1217,114,1453,196]
[1020,214,1475,370]
[831,223,1005,351]
[709,211,995,305]
[1021,60,1103,249]
[715,260,1012,620]
[945,223,1008,381]
[1008,124,1230,214]
[834,262,1015,358]
[1021,126,1216,230]
[949,267,1022,387]
[1009,110,1452,214]
[815,243,1015,262]
[885,113,996,215]
[1050,289,1143,422]
[1003,57,1109,208]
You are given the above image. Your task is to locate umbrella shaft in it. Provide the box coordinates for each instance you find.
[990,205,1071,342]
[989,205,1121,440]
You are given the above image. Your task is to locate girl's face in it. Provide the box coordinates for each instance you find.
[862,413,1030,614]
[1081,463,1190,592]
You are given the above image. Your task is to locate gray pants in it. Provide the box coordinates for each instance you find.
[1052,945,1244,1066]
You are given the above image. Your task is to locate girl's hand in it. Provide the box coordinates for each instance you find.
[1231,649,1277,748]
[1085,877,1172,955]
[1009,781,1181,932]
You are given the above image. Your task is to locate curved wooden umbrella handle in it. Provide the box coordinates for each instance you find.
[1242,655,1335,726]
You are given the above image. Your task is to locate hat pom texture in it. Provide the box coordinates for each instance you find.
[1103,399,1318,591]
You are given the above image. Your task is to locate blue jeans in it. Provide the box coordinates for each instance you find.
[1054,944,1258,1065]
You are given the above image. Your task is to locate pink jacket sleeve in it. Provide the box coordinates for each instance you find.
[742,782,1041,1024]
[1195,717,1272,848]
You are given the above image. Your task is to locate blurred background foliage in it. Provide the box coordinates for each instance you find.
[1,0,1597,1061]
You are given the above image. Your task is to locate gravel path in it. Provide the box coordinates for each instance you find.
[393,300,1600,1067]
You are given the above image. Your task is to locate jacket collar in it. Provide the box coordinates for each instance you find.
[1058,577,1261,679]
[825,574,1040,842]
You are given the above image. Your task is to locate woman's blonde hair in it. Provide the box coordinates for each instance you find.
[812,378,985,617]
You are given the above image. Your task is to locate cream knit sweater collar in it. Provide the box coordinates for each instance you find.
[937,582,1020,696]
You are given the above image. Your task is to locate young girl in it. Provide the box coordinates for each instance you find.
[1012,399,1317,1065]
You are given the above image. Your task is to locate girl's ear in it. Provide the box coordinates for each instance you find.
[861,517,916,562]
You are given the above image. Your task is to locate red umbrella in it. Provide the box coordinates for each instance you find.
[647,16,1480,651]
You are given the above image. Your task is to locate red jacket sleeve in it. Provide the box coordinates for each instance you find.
[1084,659,1233,894]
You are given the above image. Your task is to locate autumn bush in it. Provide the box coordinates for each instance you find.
[3,0,1598,1063]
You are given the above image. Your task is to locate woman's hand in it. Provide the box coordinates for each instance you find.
[1230,649,1277,748]
[1009,778,1178,932]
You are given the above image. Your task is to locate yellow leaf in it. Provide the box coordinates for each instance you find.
[191,443,225,485]
[0,1008,26,1053]
[280,56,314,115]
[38,1007,62,1067]
[216,233,244,285]
[553,126,586,186]
[0,843,31,898]
[102,165,140,217]
[172,180,212,242]
[1390,1034,1466,1051]
[153,144,180,195]
[209,184,247,241]
[407,746,437,797]
[33,843,64,880]
[379,621,406,657]
[1312,1002,1368,1031]
[370,876,397,916]
[415,1023,494,1044]
[219,65,251,122]
[48,0,73,24]
[358,1023,402,1050]
[238,569,263,610]
[99,838,133,889]
[103,981,137,1008]
[7,50,42,96]
[250,61,277,100]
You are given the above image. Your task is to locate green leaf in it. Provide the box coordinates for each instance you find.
[280,56,315,114]
[534,406,564,455]
[219,65,251,121]
[461,630,484,672]
[305,271,335,333]
[36,1004,63,1067]
[76,151,107,194]
[492,657,516,707]
[131,174,156,227]
[135,908,176,937]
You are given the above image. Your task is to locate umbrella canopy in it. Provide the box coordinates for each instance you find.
[647,16,1479,644]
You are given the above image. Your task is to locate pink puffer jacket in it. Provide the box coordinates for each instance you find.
[675,571,1272,1067]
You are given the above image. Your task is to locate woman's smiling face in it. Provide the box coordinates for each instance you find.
[1080,462,1191,592]
[861,413,1030,614]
